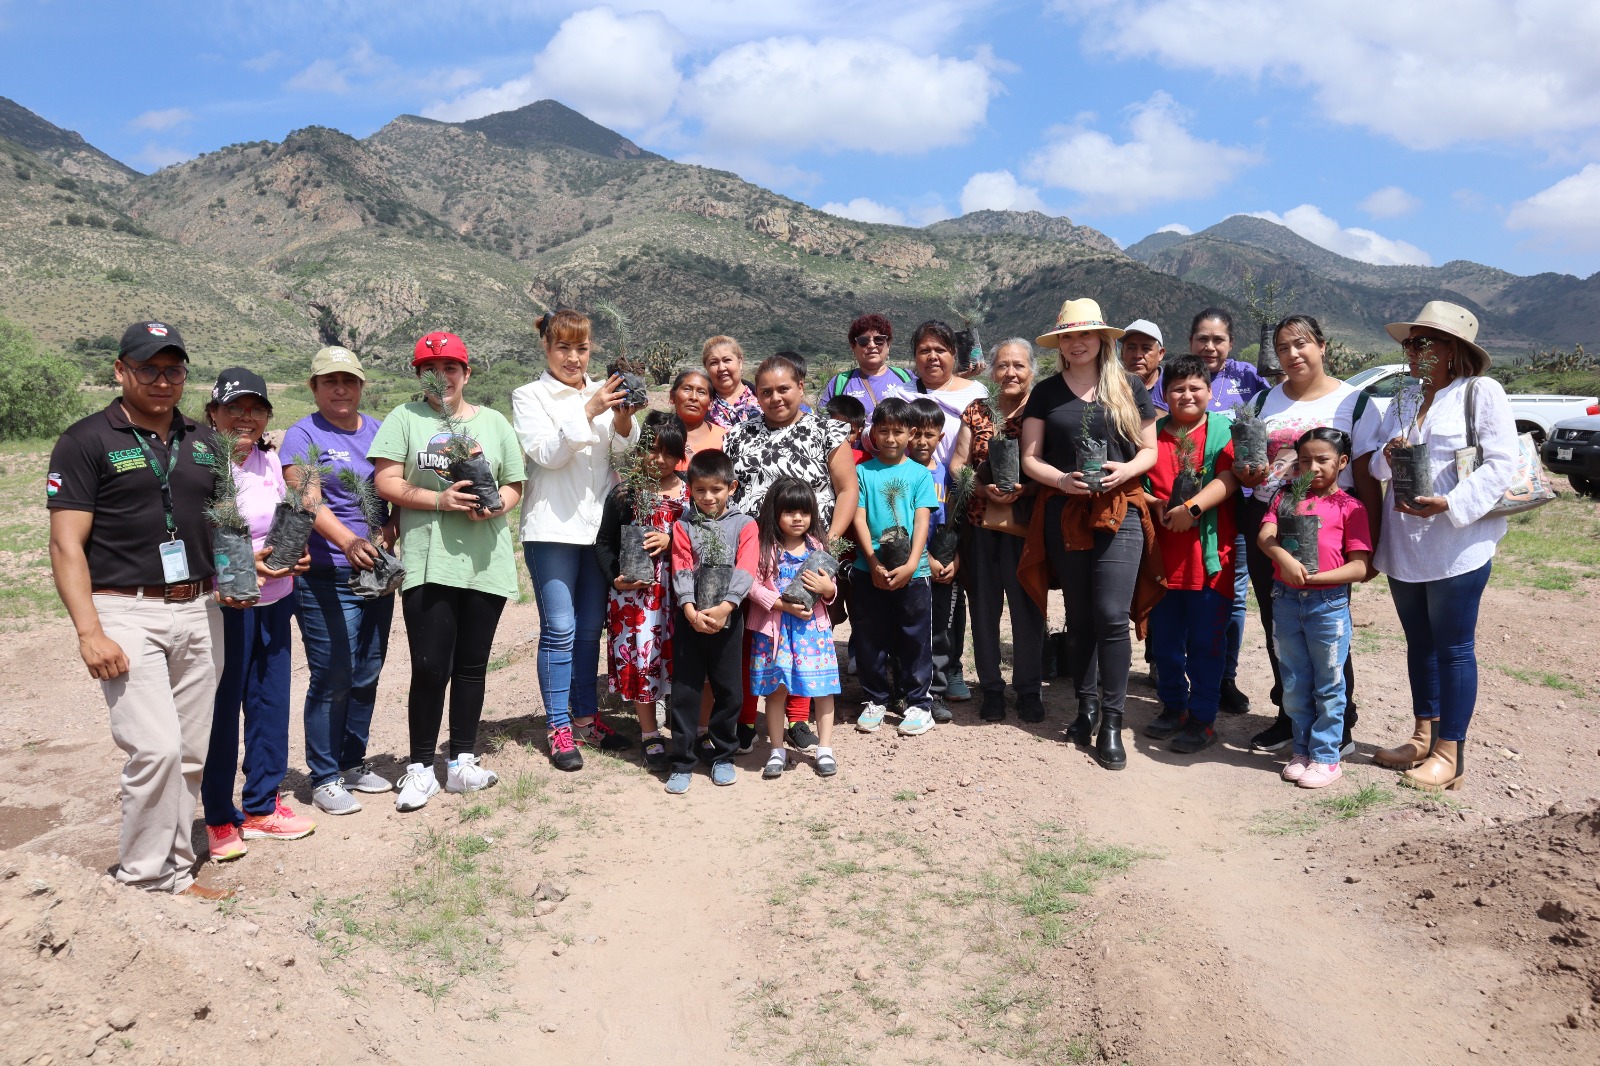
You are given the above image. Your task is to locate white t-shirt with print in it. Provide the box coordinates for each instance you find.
[1254,381,1382,498]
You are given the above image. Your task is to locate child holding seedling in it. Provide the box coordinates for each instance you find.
[747,478,843,779]
[1139,356,1241,755]
[1258,428,1373,789]
[851,397,939,736]
[666,450,760,793]
[595,412,689,773]
[907,396,968,723]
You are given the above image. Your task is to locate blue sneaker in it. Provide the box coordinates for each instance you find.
[711,761,736,786]
[856,702,887,733]
[665,772,692,795]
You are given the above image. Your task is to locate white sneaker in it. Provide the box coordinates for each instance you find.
[312,781,362,815]
[340,765,393,793]
[898,706,935,736]
[857,702,887,733]
[395,762,440,811]
[446,753,499,794]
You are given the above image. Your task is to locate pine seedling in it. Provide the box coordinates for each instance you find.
[983,375,1006,420]
[1078,401,1099,441]
[1281,468,1316,517]
[693,514,730,567]
[882,478,908,523]
[826,534,853,559]
[284,446,328,513]
[205,429,249,533]
[946,465,978,522]
[337,467,386,538]
[613,423,659,517]
[419,370,474,463]
[1176,429,1200,477]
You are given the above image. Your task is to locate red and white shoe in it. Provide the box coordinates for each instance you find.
[206,822,247,862]
[241,799,317,841]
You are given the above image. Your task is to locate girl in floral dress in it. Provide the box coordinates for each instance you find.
[594,412,689,771]
[746,478,843,780]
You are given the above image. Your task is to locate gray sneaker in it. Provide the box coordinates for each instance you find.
[313,781,362,815]
[340,765,392,794]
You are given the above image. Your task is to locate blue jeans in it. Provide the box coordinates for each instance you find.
[1225,531,1248,681]
[203,596,295,825]
[1148,588,1231,724]
[523,541,606,730]
[1388,562,1491,742]
[1272,582,1351,765]
[295,568,394,788]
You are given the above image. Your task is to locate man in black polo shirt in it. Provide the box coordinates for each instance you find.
[47,320,231,900]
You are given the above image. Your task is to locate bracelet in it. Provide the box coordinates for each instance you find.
[434,490,442,512]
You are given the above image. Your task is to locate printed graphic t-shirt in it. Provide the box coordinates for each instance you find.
[280,412,385,569]
[1254,382,1382,499]
[368,401,523,599]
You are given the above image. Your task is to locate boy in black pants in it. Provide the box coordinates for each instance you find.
[906,396,962,723]
[667,450,758,793]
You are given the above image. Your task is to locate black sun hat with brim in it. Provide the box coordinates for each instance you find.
[118,320,189,363]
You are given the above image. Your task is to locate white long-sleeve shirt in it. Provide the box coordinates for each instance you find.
[512,371,640,545]
[1368,375,1520,582]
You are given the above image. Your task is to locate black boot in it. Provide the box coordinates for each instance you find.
[1096,710,1126,771]
[1066,696,1100,746]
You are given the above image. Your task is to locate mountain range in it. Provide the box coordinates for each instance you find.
[0,94,1592,385]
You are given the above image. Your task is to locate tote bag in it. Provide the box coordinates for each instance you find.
[1453,378,1556,517]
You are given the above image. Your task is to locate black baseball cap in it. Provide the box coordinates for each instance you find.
[210,367,272,408]
[119,320,189,363]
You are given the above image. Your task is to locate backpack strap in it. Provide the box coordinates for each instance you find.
[1352,389,1370,427]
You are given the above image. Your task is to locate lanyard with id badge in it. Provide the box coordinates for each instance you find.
[135,430,192,585]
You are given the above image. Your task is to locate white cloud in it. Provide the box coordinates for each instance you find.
[681,37,998,153]
[959,170,1047,214]
[1359,186,1421,219]
[286,41,386,94]
[821,198,909,226]
[130,108,193,132]
[1156,223,1191,235]
[1249,205,1432,266]
[425,8,682,128]
[1022,92,1257,214]
[135,144,194,172]
[1054,0,1600,149]
[1506,165,1600,251]
[242,50,286,73]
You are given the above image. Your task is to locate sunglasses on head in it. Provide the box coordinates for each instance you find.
[852,334,890,348]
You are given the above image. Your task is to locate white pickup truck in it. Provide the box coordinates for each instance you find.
[1344,365,1599,445]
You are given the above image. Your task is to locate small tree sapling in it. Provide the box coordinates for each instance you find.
[263,446,324,572]
[780,534,853,610]
[598,301,649,407]
[1228,400,1269,468]
[1076,402,1108,493]
[1275,468,1321,572]
[337,467,406,598]
[1168,428,1202,509]
[983,376,1020,493]
[950,303,986,375]
[206,429,260,603]
[420,370,504,514]
[874,478,914,571]
[692,514,733,609]
[1390,344,1437,509]
[929,465,977,565]
[613,424,660,585]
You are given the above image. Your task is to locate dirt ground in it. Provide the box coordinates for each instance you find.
[2,467,1599,1065]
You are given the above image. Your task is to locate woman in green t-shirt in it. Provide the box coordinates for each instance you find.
[370,332,525,813]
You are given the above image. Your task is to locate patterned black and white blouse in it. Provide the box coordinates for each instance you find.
[724,411,851,527]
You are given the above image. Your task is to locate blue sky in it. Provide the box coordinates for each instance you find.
[5,0,1599,278]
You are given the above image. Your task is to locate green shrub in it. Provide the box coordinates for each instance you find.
[0,316,85,440]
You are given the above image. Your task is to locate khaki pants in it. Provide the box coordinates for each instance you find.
[95,594,222,892]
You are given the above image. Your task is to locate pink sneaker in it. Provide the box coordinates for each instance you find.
[206,822,247,862]
[241,799,317,841]
[1280,754,1311,782]
[1297,762,1343,789]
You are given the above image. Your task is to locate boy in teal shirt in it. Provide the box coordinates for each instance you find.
[851,397,939,736]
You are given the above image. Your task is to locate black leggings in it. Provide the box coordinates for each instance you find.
[1239,496,1357,724]
[1044,499,1142,715]
[401,583,507,766]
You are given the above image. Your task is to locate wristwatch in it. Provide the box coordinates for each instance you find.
[1185,499,1203,519]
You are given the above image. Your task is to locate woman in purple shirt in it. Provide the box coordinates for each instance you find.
[281,347,397,817]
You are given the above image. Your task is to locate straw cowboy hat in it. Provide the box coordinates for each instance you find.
[1385,300,1491,370]
[1036,298,1124,349]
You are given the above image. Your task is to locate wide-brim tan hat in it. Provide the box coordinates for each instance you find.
[1036,298,1124,349]
[1385,301,1490,366]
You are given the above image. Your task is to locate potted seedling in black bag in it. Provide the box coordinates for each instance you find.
[1389,345,1437,509]
[983,377,1021,493]
[1168,430,1203,511]
[692,516,733,610]
[1275,468,1321,573]
[781,534,853,610]
[951,304,986,376]
[1077,403,1108,493]
[1228,400,1269,470]
[263,446,324,572]
[874,479,915,571]
[929,466,977,566]
[598,302,649,407]
[207,429,260,604]
[338,468,406,599]
[420,371,504,514]
[613,425,660,586]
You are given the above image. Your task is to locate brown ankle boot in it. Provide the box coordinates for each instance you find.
[1403,738,1463,791]
[1375,717,1435,770]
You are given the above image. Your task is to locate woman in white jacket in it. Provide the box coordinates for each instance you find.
[1366,302,1519,792]
[513,310,641,771]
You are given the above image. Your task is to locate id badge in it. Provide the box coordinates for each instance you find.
[159,539,191,583]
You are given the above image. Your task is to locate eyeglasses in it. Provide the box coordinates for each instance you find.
[221,402,270,419]
[853,335,890,348]
[127,364,189,385]
[1399,337,1444,354]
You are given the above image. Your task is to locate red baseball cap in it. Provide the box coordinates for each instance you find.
[412,331,469,367]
